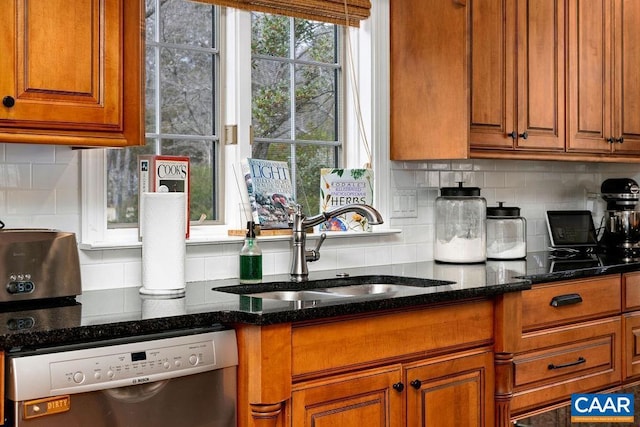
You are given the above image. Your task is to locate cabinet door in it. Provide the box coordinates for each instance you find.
[292,366,404,427]
[405,350,494,427]
[515,0,565,151]
[623,312,640,380]
[567,0,614,153]
[0,0,143,146]
[469,0,517,149]
[612,0,640,154]
[390,0,468,160]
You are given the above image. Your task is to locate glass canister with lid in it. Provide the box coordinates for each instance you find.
[434,182,487,263]
[486,202,527,260]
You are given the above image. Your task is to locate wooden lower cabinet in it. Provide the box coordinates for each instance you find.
[405,349,494,427]
[291,349,494,427]
[291,366,404,427]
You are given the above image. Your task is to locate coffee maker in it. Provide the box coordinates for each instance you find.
[600,178,640,261]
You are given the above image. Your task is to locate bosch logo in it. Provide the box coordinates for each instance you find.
[132,377,150,385]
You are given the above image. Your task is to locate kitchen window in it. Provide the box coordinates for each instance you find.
[81,2,377,246]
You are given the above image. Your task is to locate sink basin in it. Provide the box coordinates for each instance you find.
[246,289,350,302]
[321,283,401,296]
[245,284,402,302]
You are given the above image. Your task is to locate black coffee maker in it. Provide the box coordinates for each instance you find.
[600,178,640,261]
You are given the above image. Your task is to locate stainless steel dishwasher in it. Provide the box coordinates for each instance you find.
[5,327,237,427]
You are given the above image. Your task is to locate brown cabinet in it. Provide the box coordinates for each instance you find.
[237,299,496,427]
[405,350,494,427]
[567,0,640,155]
[390,0,468,160]
[0,0,143,147]
[470,0,565,152]
[292,366,404,427]
[511,275,623,418]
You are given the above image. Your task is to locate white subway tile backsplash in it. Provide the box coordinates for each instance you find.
[7,190,55,214]
[0,164,31,188]
[6,143,55,163]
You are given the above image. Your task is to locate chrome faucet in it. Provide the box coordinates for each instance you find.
[289,204,384,282]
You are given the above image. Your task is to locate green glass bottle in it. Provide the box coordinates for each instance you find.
[239,221,262,284]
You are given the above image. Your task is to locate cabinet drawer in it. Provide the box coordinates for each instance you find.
[291,300,493,379]
[623,272,640,311]
[521,275,620,331]
[511,317,621,415]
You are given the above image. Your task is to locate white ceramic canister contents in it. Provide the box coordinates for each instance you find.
[486,202,527,260]
[434,183,486,263]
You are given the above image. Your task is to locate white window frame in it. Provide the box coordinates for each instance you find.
[80,4,389,248]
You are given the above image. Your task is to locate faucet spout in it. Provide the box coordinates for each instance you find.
[290,204,384,282]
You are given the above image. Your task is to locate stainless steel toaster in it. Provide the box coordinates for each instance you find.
[0,229,81,303]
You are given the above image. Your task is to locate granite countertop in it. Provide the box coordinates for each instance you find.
[1,251,639,351]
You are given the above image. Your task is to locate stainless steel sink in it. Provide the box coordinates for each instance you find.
[245,283,402,302]
[321,283,401,296]
[246,289,349,302]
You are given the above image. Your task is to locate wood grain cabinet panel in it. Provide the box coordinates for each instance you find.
[390,0,468,160]
[0,0,143,147]
[512,317,621,415]
[623,312,640,380]
[292,366,404,427]
[521,275,621,331]
[567,0,640,155]
[470,0,565,152]
[405,349,494,427]
[291,300,493,379]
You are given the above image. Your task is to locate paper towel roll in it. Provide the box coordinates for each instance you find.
[140,192,186,295]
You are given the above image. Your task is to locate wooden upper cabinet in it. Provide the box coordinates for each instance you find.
[567,0,612,153]
[390,0,469,160]
[0,0,143,147]
[468,0,515,150]
[568,0,640,155]
[470,0,565,152]
[612,0,640,154]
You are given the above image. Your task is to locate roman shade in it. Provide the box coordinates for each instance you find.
[190,0,371,26]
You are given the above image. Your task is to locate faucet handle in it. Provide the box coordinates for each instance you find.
[313,233,327,253]
[306,233,326,263]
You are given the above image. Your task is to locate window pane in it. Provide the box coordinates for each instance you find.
[108,1,219,229]
[293,19,336,63]
[295,64,337,141]
[251,14,341,219]
[252,13,290,58]
[160,0,213,48]
[252,58,292,140]
[160,48,214,135]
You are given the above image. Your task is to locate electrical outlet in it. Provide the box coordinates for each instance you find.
[391,189,418,218]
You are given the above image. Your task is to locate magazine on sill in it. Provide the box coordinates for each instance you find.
[241,158,295,230]
[138,155,190,239]
[319,168,374,232]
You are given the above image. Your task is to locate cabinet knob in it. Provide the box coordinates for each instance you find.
[410,379,422,389]
[607,137,615,144]
[392,382,404,392]
[2,96,15,108]
[519,132,528,139]
[507,131,517,140]
[615,137,624,144]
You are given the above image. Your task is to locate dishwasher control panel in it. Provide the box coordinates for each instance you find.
[7,329,238,401]
[49,339,216,391]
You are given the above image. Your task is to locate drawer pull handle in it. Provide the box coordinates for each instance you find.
[548,356,586,370]
[550,293,582,307]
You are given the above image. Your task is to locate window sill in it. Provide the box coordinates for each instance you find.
[79,228,402,250]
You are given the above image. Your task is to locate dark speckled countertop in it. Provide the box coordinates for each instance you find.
[1,251,639,351]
